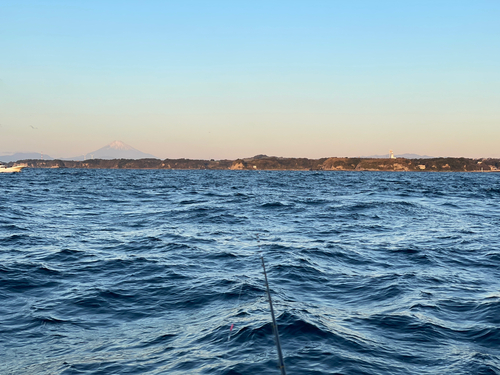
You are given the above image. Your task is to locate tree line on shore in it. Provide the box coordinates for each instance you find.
[7,156,500,172]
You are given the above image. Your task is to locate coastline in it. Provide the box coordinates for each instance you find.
[6,156,500,172]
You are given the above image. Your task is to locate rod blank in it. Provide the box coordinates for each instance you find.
[261,255,287,375]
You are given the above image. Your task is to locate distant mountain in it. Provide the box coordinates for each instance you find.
[66,141,157,160]
[363,153,435,159]
[244,154,271,160]
[0,152,54,163]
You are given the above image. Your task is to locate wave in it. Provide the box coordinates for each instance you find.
[2,170,500,374]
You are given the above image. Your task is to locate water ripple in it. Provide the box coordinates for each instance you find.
[1,169,500,374]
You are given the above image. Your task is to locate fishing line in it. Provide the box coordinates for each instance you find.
[227,234,258,342]
[227,281,244,342]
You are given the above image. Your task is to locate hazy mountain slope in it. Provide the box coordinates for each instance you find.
[0,153,54,163]
[66,141,157,160]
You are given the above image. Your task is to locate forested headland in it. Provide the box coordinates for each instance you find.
[8,156,500,172]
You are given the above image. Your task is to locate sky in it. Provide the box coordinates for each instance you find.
[1,0,499,159]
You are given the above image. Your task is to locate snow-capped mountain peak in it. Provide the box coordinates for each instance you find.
[63,141,158,160]
[107,141,134,151]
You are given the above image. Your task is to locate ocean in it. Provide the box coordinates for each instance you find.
[1,169,500,374]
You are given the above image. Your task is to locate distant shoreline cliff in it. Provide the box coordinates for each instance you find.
[7,156,500,172]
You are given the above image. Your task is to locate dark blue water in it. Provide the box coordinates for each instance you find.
[1,169,500,374]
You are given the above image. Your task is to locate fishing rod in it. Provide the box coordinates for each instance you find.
[227,235,286,374]
[261,254,287,375]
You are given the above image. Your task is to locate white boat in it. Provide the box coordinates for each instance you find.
[0,165,26,173]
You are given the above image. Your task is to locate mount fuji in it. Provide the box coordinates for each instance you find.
[67,141,157,160]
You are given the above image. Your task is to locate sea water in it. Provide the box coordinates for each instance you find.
[1,169,500,374]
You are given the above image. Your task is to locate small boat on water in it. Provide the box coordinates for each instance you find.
[0,164,26,173]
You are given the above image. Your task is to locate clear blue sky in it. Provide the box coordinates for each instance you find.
[1,0,499,159]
